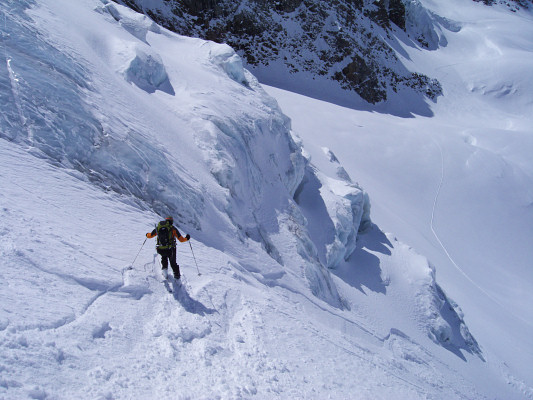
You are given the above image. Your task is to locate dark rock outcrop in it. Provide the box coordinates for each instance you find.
[114,0,445,108]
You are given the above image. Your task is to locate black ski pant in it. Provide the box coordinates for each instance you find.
[157,247,180,278]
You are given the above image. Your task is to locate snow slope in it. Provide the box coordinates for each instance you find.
[265,0,533,394]
[0,138,507,399]
[0,0,531,398]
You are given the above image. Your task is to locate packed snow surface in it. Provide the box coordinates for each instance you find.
[0,0,532,399]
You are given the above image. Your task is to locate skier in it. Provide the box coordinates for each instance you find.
[146,216,190,280]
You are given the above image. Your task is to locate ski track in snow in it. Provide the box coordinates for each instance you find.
[428,135,532,328]
[428,136,487,297]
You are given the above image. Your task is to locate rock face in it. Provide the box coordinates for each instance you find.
[114,0,445,107]
[473,0,531,10]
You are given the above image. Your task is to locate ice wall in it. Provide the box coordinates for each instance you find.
[189,44,346,307]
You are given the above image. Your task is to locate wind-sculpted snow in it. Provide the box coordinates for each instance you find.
[294,148,371,270]
[100,2,174,93]
[189,67,345,306]
[321,148,371,268]
[208,43,249,86]
[385,240,482,358]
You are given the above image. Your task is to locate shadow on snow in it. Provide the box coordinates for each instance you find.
[170,280,216,316]
[332,224,391,295]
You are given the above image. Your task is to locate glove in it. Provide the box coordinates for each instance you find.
[186,234,190,240]
[146,233,150,238]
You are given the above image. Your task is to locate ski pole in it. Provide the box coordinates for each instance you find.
[130,237,147,270]
[189,240,201,276]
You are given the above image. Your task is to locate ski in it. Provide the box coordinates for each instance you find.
[162,275,183,294]
[158,268,183,294]
[160,270,173,293]
[163,277,173,293]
